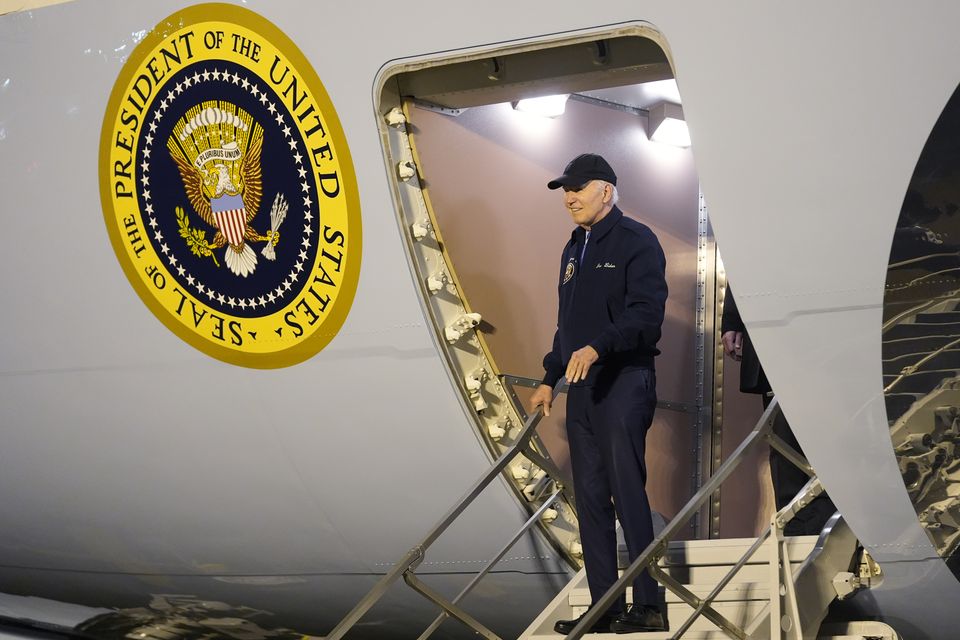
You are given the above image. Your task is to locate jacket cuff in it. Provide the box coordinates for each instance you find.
[589,333,615,358]
[542,367,564,388]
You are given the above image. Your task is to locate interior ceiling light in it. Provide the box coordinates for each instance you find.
[648,101,690,147]
[513,94,569,118]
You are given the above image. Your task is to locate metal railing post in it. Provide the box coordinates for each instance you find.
[665,527,772,639]
[416,490,563,640]
[403,573,501,640]
[767,433,814,478]
[325,380,565,640]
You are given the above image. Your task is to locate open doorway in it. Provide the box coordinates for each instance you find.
[376,28,773,566]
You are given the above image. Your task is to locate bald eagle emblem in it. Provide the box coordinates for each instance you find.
[167,101,287,277]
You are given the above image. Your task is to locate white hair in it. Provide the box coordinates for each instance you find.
[599,180,619,206]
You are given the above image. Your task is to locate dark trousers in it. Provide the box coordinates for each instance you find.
[566,367,659,613]
[762,395,837,536]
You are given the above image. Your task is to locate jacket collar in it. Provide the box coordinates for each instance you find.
[569,205,623,244]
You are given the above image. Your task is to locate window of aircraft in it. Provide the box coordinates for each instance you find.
[375,30,775,566]
[883,82,960,576]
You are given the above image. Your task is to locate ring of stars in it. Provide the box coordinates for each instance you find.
[140,65,317,313]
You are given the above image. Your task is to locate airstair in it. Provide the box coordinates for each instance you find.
[882,298,960,570]
[522,535,820,639]
[520,525,894,639]
[325,392,896,640]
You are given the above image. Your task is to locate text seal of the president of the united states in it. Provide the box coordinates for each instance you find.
[100,3,362,368]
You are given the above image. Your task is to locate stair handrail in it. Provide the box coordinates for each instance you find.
[415,489,564,640]
[566,396,820,640]
[884,335,960,393]
[882,290,960,333]
[499,374,576,506]
[325,379,567,640]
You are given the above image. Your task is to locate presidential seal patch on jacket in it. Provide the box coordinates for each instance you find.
[99,3,361,368]
[563,257,576,285]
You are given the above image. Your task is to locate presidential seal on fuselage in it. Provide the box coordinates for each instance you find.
[99,4,361,368]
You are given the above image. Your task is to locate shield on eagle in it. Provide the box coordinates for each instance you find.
[211,193,248,247]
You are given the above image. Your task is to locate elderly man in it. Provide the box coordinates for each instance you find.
[529,153,668,634]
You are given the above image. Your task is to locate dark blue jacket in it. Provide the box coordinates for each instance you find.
[542,206,667,387]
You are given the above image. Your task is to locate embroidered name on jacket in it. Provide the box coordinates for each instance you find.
[596,262,617,269]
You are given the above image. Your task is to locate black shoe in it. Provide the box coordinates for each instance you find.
[553,609,617,634]
[610,604,667,633]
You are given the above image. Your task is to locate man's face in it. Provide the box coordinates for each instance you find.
[563,180,610,228]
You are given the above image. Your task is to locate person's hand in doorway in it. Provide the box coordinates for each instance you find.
[722,330,743,361]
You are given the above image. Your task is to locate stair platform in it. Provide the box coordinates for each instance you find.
[521,535,823,640]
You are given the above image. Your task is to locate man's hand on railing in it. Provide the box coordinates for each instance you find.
[529,383,554,417]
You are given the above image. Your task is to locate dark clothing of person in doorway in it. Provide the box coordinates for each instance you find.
[531,155,669,633]
[720,290,836,536]
[541,206,667,610]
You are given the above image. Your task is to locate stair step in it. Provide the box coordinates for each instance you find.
[570,600,767,634]
[618,535,817,569]
[882,335,959,358]
[652,561,785,585]
[568,629,892,640]
[883,322,960,340]
[883,369,957,394]
[886,393,921,423]
[568,538,820,637]
[883,348,960,376]
[914,312,960,323]
[522,493,862,639]
[565,629,897,639]
[570,631,735,639]
[568,581,771,606]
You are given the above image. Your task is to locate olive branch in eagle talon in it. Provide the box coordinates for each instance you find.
[175,206,220,267]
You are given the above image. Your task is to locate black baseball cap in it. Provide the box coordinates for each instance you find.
[547,153,617,190]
